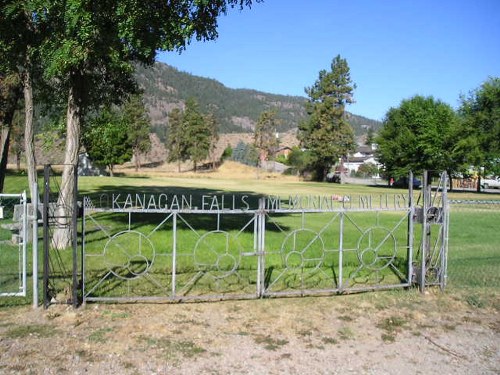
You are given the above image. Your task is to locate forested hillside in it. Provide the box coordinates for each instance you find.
[135,62,381,140]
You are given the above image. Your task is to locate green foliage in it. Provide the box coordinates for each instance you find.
[82,108,132,175]
[355,162,379,178]
[231,141,259,166]
[166,108,188,167]
[287,147,312,174]
[365,127,375,146]
[254,110,279,157]
[299,55,357,180]
[165,98,217,170]
[135,62,382,135]
[457,77,500,176]
[221,144,233,160]
[184,98,212,170]
[376,95,459,178]
[275,154,289,165]
[123,94,152,170]
[204,111,219,165]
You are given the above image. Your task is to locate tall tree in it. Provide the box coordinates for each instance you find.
[166,107,188,172]
[254,110,279,162]
[0,73,22,192]
[299,55,356,181]
[365,127,375,147]
[184,98,211,172]
[456,77,500,188]
[35,0,258,248]
[82,108,132,177]
[375,95,459,181]
[205,112,219,169]
[0,2,44,199]
[123,94,152,171]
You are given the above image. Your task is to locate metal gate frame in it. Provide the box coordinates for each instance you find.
[80,171,449,303]
[0,192,28,297]
[42,164,79,308]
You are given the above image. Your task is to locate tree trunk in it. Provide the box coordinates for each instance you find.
[23,66,37,201]
[52,84,81,250]
[0,125,11,193]
[109,164,114,177]
[134,149,140,171]
[0,76,21,193]
[16,152,21,171]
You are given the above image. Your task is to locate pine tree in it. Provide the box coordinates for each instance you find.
[123,94,152,171]
[299,55,356,181]
[205,112,219,169]
[166,107,187,172]
[184,98,211,172]
[254,110,279,163]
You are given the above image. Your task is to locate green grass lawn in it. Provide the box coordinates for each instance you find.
[1,170,499,306]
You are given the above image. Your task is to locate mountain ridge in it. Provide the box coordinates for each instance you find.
[135,62,382,140]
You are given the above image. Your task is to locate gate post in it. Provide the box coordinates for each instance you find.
[32,183,39,308]
[42,165,50,308]
[419,170,431,293]
[256,197,266,297]
[71,164,79,308]
[407,171,414,287]
[440,172,449,290]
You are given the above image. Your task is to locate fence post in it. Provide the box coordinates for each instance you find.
[32,183,39,308]
[172,212,178,299]
[407,171,414,287]
[256,197,266,297]
[440,172,449,290]
[71,165,79,308]
[419,170,431,293]
[43,165,50,308]
[21,191,27,297]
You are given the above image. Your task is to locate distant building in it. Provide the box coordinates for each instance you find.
[275,146,293,159]
[343,144,381,177]
[78,153,107,176]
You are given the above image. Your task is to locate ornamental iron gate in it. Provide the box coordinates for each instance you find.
[80,172,449,303]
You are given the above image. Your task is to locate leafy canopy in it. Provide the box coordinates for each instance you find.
[457,77,500,176]
[375,95,459,178]
[82,108,132,174]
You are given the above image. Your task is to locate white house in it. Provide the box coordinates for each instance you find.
[343,144,382,177]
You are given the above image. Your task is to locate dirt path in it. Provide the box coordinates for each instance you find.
[0,291,498,374]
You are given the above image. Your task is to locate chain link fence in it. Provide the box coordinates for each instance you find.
[448,199,500,289]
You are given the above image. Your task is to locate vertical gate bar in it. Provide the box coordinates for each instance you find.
[407,171,414,286]
[257,198,265,297]
[32,183,39,307]
[81,198,86,305]
[254,207,260,297]
[420,170,428,293]
[72,165,78,308]
[261,201,266,298]
[440,172,449,290]
[43,165,50,308]
[21,191,27,297]
[171,212,177,298]
[338,211,344,291]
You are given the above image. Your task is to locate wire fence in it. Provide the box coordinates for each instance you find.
[447,199,500,289]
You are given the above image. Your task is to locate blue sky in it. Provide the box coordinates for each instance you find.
[157,0,500,121]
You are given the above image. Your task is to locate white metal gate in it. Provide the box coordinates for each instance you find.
[0,192,28,297]
[81,173,449,303]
